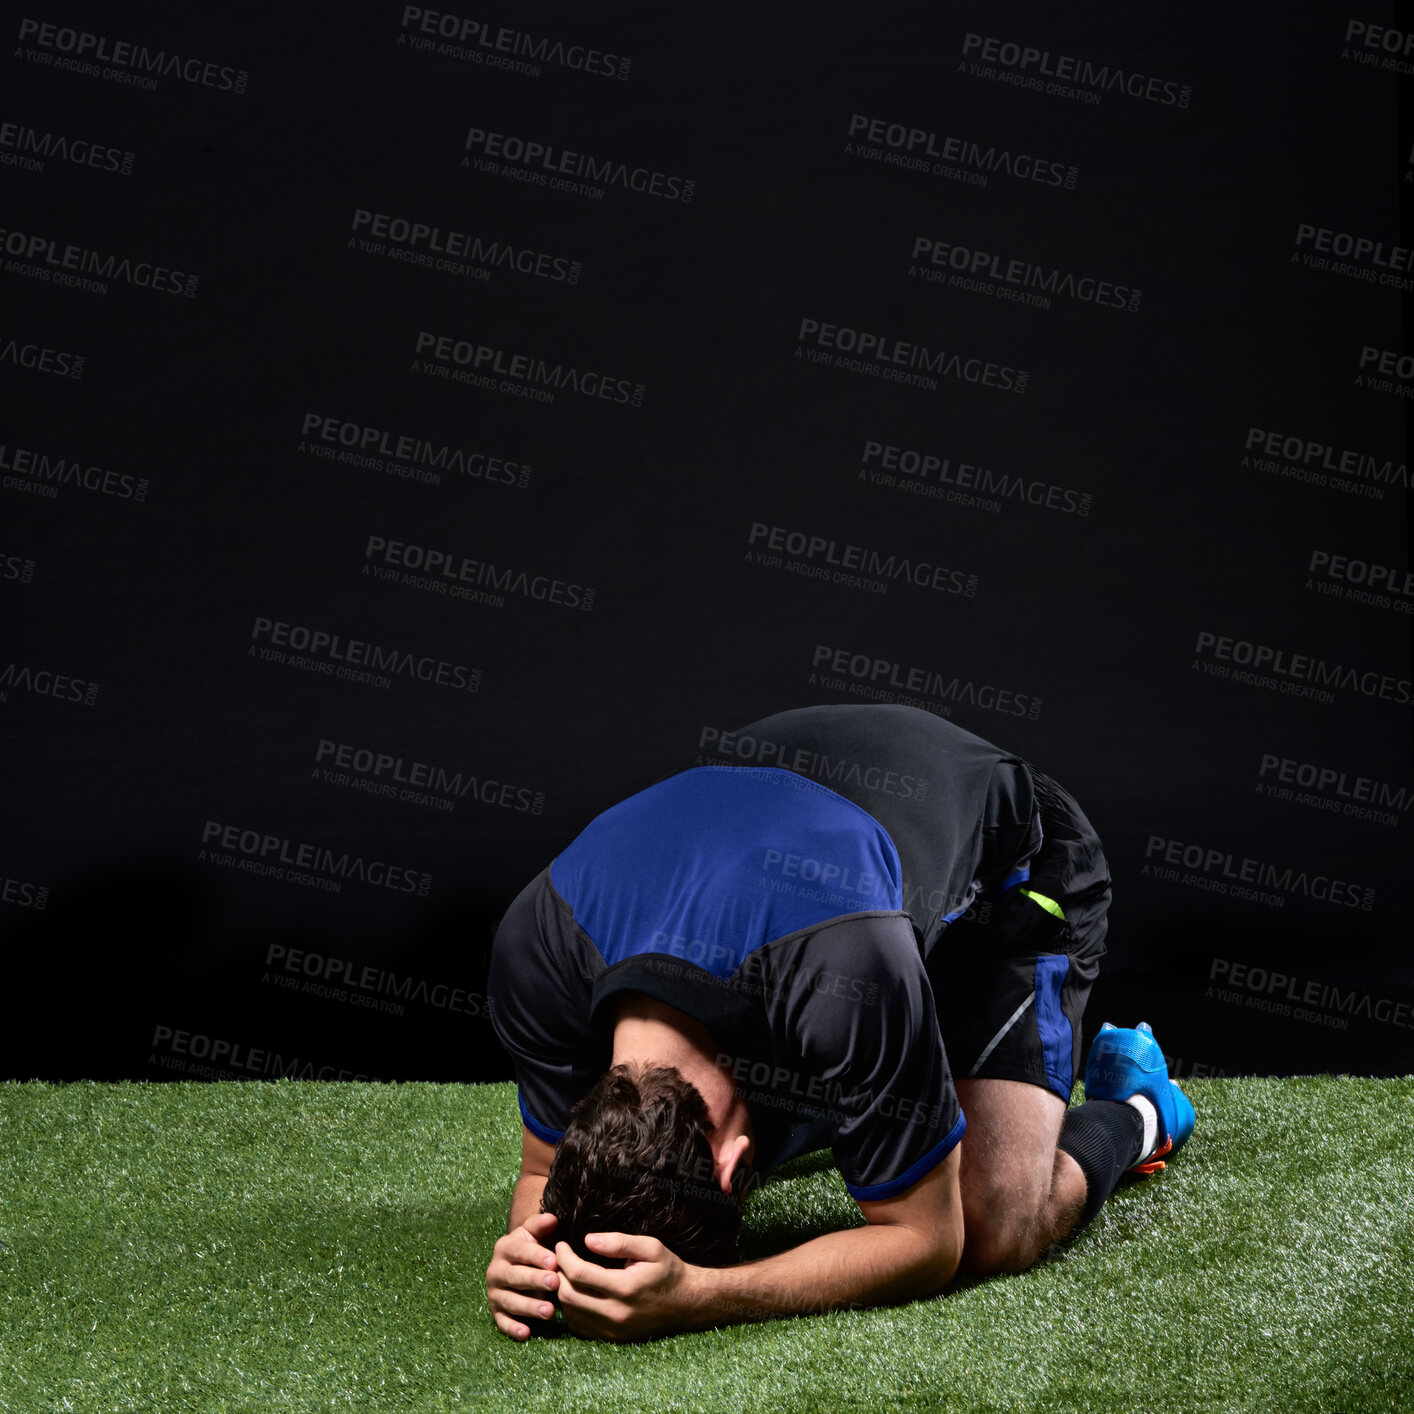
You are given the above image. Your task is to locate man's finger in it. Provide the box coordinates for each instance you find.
[554,1271,597,1316]
[554,1241,632,1297]
[499,1226,558,1271]
[511,1261,560,1294]
[494,1311,531,1341]
[523,1211,559,1242]
[558,1281,634,1343]
[491,1259,560,1297]
[490,1287,558,1324]
[584,1231,665,1263]
[556,1271,619,1318]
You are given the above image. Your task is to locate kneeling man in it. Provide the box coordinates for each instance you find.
[484,704,1194,1341]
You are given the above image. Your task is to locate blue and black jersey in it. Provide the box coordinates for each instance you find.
[695,704,1046,956]
[489,705,1057,1200]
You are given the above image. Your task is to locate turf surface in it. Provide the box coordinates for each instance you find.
[2,1077,1411,1413]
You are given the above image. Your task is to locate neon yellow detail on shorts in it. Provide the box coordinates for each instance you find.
[1019,888,1065,920]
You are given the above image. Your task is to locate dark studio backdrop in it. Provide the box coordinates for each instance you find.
[2,3,1410,1084]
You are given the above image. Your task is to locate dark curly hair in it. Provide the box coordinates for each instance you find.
[541,1062,747,1268]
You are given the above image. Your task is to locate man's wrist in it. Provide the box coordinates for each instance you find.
[657,1260,734,1333]
[679,1260,773,1329]
[507,1173,548,1234]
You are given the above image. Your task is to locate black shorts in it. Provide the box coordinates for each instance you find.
[926,767,1110,1102]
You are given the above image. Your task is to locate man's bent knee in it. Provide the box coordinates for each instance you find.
[958,1178,1045,1275]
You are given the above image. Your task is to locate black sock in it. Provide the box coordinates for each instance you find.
[1056,1101,1145,1235]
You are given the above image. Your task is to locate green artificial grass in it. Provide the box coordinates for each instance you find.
[2,1077,1411,1413]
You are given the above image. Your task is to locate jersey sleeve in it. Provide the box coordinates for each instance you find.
[759,914,965,1201]
[486,869,604,1143]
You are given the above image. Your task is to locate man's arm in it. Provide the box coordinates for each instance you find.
[507,1126,555,1232]
[703,1145,964,1319]
[485,1126,560,1341]
[554,1145,963,1341]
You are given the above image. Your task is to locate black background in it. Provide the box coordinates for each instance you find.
[2,3,1410,1083]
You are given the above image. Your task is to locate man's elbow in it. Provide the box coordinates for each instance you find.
[900,1214,963,1300]
[919,1230,963,1297]
[857,1148,965,1302]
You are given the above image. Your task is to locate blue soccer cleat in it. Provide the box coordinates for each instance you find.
[1169,1076,1195,1151]
[1084,1021,1195,1172]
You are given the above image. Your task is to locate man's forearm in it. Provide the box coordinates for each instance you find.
[686,1221,957,1330]
[508,1172,548,1234]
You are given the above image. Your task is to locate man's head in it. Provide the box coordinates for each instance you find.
[541,1060,752,1267]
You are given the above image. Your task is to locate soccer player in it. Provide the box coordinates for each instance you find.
[484,704,1194,1341]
